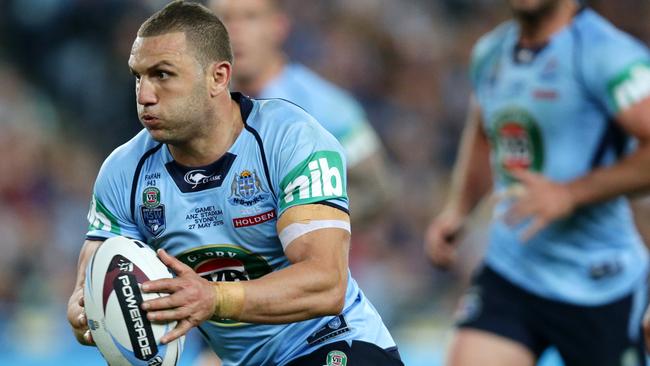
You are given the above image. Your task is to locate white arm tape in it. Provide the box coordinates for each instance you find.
[279,220,351,250]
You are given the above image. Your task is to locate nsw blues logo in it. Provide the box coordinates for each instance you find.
[140,187,166,237]
[228,170,269,206]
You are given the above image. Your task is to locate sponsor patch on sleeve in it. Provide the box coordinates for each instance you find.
[608,61,650,112]
[279,151,347,212]
[88,195,121,235]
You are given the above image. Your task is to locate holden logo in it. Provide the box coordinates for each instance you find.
[184,169,221,189]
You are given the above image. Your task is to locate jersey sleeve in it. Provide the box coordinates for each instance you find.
[333,103,381,168]
[582,30,650,116]
[273,118,349,216]
[86,151,144,241]
[469,22,512,92]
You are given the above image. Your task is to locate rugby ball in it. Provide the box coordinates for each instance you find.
[84,236,184,366]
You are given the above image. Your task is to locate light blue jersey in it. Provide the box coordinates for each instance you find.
[86,93,395,365]
[471,9,650,305]
[259,63,381,167]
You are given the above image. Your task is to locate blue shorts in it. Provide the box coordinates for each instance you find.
[285,340,403,366]
[456,265,646,366]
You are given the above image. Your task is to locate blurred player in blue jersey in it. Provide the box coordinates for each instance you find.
[66,2,402,365]
[425,0,650,365]
[209,0,392,226]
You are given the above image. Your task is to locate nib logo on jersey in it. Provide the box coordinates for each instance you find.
[279,151,347,211]
[177,245,272,325]
[490,108,544,183]
[103,255,158,362]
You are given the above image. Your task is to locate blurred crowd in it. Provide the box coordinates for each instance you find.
[0,0,649,365]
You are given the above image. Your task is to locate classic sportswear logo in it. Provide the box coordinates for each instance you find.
[279,151,347,211]
[609,61,650,112]
[184,169,222,189]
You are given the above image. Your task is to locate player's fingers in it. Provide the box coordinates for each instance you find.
[77,312,87,329]
[83,330,95,346]
[148,307,189,323]
[161,319,193,344]
[429,243,456,268]
[510,169,539,185]
[504,200,532,226]
[142,278,183,293]
[493,184,527,206]
[142,292,184,311]
[520,217,547,243]
[157,249,192,275]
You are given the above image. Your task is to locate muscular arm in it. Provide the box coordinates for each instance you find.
[566,98,650,205]
[235,204,349,323]
[425,95,492,266]
[142,204,351,342]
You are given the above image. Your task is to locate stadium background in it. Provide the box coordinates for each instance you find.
[0,0,648,365]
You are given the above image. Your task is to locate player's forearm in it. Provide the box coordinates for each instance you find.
[566,142,650,207]
[214,260,347,324]
[73,240,103,290]
[445,103,492,216]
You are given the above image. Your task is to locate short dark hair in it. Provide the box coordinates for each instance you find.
[138,0,233,66]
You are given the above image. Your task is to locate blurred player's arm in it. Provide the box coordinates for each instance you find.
[425,96,492,267]
[346,149,393,226]
[505,96,650,240]
[566,98,650,204]
[340,120,393,226]
[141,204,350,343]
[67,239,103,346]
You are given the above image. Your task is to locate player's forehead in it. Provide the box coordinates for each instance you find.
[128,32,190,71]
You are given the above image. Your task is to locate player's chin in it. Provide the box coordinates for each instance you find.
[509,0,553,16]
[146,128,174,144]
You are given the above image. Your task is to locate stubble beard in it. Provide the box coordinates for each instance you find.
[150,85,212,147]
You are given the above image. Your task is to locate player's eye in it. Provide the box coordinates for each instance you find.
[156,71,171,80]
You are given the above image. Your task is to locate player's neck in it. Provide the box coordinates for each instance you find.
[516,0,579,47]
[237,54,286,97]
[168,97,243,167]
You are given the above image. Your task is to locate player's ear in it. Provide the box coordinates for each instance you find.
[207,60,232,97]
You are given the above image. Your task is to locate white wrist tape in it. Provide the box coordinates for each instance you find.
[279,220,351,250]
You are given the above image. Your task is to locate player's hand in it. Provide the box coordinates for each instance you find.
[141,249,217,344]
[67,286,96,346]
[425,209,465,268]
[503,169,576,242]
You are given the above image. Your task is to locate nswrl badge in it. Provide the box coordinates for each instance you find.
[141,187,166,237]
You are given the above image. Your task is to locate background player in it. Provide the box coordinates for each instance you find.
[66,2,403,365]
[209,0,392,226]
[425,0,650,365]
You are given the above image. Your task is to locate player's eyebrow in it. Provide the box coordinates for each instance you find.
[129,60,177,75]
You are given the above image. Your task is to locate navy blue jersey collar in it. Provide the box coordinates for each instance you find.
[231,92,254,124]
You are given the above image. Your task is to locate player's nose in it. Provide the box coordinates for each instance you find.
[137,78,158,106]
